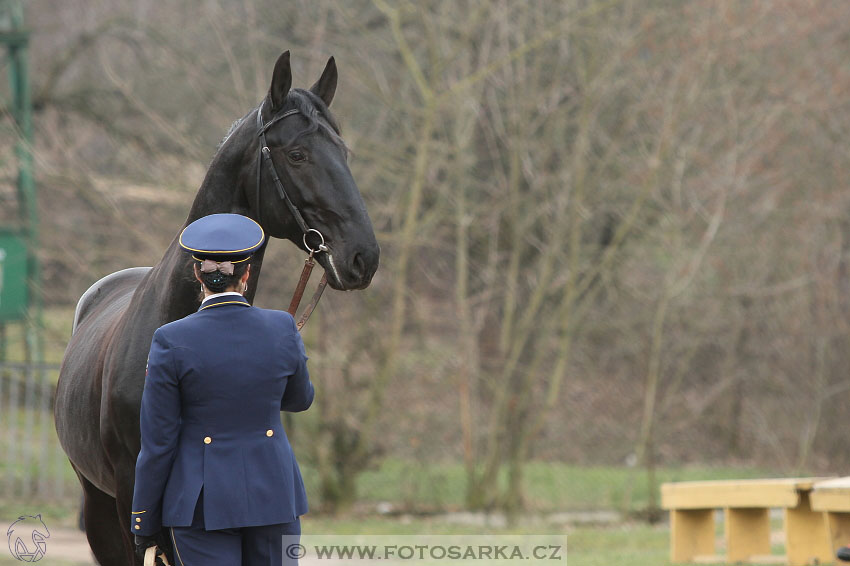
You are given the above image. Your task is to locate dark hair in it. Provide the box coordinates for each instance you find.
[198,261,249,293]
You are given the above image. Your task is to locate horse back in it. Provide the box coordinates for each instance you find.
[72,267,152,334]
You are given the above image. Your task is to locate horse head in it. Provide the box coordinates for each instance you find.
[252,51,379,291]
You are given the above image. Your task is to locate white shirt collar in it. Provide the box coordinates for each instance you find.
[201,291,245,304]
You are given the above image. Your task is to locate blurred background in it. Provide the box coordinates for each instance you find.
[1,1,850,564]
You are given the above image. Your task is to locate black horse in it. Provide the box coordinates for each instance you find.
[54,51,379,565]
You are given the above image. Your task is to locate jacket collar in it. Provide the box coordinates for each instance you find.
[198,294,251,311]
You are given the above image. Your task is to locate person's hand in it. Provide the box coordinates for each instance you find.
[136,533,173,565]
[134,533,157,561]
[135,532,174,566]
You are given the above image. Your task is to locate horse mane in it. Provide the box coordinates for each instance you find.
[217,118,244,150]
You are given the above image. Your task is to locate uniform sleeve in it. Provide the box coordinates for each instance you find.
[130,328,181,536]
[281,317,315,413]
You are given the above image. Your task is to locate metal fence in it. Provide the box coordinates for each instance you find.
[0,362,80,502]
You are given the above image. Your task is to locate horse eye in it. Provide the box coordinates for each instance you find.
[287,150,306,163]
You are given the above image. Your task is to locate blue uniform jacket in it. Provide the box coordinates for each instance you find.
[130,294,313,535]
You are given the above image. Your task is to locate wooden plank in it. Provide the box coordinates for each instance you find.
[812,490,850,513]
[784,491,833,566]
[812,479,850,513]
[662,478,832,510]
[670,509,715,563]
[725,507,770,562]
[813,476,850,490]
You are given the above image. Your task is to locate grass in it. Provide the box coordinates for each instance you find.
[299,458,782,513]
[566,523,670,565]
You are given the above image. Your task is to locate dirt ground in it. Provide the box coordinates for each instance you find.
[0,527,96,566]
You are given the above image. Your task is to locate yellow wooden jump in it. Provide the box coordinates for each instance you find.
[661,477,836,565]
[811,477,850,559]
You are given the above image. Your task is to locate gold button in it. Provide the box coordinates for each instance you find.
[204,436,212,444]
[136,517,141,523]
[266,429,274,437]
[134,525,140,530]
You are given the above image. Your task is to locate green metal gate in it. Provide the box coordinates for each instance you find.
[0,231,28,320]
[0,0,42,363]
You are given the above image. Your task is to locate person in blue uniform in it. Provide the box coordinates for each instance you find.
[131,213,313,566]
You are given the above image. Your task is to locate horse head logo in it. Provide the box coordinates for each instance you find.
[6,514,50,562]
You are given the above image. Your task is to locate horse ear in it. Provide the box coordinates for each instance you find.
[269,51,292,111]
[310,56,337,107]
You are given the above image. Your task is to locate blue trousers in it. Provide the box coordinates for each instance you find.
[169,489,301,566]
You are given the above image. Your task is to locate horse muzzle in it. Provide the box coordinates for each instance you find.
[320,241,379,291]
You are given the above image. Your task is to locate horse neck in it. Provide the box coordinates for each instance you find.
[186,123,257,223]
[146,124,265,321]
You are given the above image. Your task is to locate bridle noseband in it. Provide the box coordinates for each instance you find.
[255,100,329,329]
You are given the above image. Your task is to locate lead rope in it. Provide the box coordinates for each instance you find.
[296,273,328,331]
[288,230,329,329]
[256,101,329,331]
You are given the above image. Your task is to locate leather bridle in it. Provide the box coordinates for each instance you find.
[255,100,329,330]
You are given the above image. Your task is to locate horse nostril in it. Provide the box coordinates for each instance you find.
[351,253,366,280]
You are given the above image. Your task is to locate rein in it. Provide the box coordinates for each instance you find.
[256,101,328,331]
